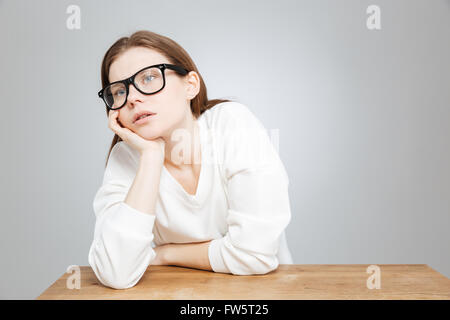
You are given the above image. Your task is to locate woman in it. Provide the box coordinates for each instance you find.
[88,30,293,290]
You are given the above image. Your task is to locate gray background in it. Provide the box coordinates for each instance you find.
[0,0,449,299]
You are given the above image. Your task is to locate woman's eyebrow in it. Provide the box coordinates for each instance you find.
[109,74,129,83]
[110,63,165,83]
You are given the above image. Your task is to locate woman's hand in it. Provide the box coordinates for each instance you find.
[108,109,165,159]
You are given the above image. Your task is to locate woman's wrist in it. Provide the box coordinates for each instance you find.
[161,244,173,265]
[157,241,213,271]
[139,150,164,167]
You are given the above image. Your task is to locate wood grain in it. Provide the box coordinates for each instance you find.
[36,264,450,300]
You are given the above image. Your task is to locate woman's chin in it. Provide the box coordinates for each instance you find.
[139,130,160,141]
[134,124,155,134]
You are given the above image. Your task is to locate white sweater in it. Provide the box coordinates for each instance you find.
[88,101,293,289]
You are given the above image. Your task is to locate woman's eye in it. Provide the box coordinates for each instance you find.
[144,75,154,83]
[113,90,125,97]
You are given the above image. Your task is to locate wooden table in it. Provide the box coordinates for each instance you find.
[37,264,450,300]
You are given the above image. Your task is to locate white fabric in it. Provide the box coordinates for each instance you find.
[88,101,293,289]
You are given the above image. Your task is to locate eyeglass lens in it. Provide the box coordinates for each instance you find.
[104,66,164,109]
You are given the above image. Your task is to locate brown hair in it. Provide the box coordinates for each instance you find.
[100,30,232,167]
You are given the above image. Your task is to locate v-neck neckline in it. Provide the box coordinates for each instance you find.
[161,117,208,206]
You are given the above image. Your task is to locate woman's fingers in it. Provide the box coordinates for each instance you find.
[106,109,165,157]
[108,110,129,141]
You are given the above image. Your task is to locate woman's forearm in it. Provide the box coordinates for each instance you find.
[124,152,164,215]
[124,152,213,272]
[164,240,213,271]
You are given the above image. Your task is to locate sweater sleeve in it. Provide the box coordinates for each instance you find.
[207,102,292,275]
[88,141,157,289]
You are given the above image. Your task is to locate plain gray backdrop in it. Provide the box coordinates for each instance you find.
[0,0,449,299]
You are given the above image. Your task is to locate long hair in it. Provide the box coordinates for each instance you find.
[100,30,232,167]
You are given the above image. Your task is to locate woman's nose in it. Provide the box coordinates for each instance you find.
[126,83,144,105]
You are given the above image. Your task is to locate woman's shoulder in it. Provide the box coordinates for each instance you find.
[200,100,265,132]
[200,100,280,170]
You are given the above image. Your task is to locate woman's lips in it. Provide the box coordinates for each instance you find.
[134,113,155,125]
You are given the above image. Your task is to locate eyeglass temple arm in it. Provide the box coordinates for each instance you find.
[164,64,189,75]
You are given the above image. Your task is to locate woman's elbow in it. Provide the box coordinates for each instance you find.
[251,256,279,275]
[230,254,279,276]
[99,275,139,290]
[89,259,141,290]
[88,248,143,290]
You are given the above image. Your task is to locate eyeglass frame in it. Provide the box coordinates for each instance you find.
[98,63,190,110]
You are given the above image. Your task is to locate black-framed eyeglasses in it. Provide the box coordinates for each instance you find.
[98,63,189,110]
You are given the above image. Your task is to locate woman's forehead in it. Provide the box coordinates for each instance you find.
[109,47,169,82]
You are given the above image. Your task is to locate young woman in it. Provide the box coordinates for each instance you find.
[88,30,293,289]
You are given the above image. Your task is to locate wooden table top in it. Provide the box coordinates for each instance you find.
[37,264,450,300]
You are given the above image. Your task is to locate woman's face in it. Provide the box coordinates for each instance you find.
[108,46,199,140]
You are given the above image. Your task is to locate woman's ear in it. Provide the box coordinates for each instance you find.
[186,71,200,100]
